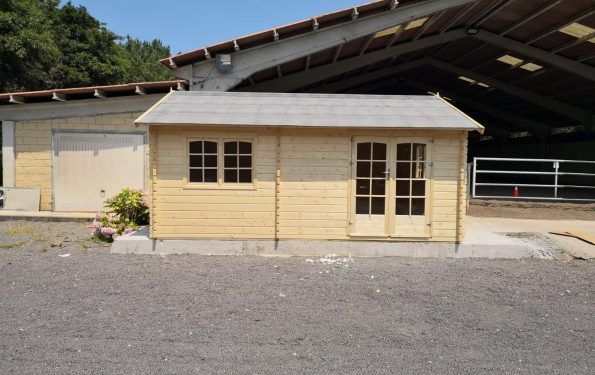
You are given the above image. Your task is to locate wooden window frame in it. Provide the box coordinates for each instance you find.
[388,137,433,239]
[184,136,257,190]
[354,141,389,216]
[394,141,429,217]
[223,140,254,184]
[188,139,219,185]
[349,136,433,239]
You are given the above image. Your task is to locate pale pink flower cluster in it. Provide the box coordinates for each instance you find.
[100,227,117,237]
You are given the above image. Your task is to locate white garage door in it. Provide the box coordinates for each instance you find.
[53,132,145,212]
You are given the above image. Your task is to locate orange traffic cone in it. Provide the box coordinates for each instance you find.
[514,186,519,197]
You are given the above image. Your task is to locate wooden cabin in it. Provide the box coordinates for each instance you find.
[136,92,483,245]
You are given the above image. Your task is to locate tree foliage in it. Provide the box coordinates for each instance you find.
[0,0,172,93]
[119,37,172,83]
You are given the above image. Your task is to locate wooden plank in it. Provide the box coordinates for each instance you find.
[278,212,347,220]
[278,204,348,213]
[152,233,275,240]
[154,218,274,227]
[156,203,275,211]
[280,181,347,190]
[155,226,275,235]
[275,129,281,239]
[279,227,348,235]
[278,219,347,228]
[156,196,273,204]
[279,189,348,198]
[280,151,351,159]
[280,144,350,152]
[280,158,349,167]
[432,199,458,208]
[156,187,275,196]
[157,211,275,219]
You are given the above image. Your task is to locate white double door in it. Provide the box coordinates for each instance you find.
[351,137,431,238]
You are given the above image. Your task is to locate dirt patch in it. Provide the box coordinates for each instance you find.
[504,232,565,259]
[0,220,109,254]
[468,199,595,220]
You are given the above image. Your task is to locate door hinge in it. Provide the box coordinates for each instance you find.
[427,222,432,227]
[428,161,434,167]
[349,161,354,166]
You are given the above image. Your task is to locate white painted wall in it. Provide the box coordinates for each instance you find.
[1,120,15,187]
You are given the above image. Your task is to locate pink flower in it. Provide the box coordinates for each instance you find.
[100,227,117,238]
[88,219,101,229]
[124,228,133,235]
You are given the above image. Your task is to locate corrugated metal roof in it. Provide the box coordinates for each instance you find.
[136,91,484,132]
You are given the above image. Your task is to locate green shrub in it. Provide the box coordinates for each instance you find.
[89,188,150,241]
[105,188,150,225]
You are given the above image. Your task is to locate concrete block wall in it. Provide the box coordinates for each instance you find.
[14,113,145,211]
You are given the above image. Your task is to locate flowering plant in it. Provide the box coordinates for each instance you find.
[89,189,150,242]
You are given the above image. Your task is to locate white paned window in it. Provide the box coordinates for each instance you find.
[188,139,254,186]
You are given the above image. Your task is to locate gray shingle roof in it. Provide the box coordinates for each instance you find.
[136,91,484,132]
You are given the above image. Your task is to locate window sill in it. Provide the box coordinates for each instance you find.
[183,183,257,191]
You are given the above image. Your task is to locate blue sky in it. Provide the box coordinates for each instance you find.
[63,0,365,55]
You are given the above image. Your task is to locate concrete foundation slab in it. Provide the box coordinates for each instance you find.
[111,216,593,259]
[111,227,535,259]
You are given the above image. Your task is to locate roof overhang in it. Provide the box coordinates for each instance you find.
[0,80,188,107]
[135,91,484,133]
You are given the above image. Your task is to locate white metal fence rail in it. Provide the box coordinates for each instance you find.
[472,157,595,202]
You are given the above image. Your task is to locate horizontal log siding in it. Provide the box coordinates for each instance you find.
[430,134,465,242]
[152,126,466,242]
[151,126,277,239]
[277,132,350,239]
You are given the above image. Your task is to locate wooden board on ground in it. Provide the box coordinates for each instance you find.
[550,231,595,246]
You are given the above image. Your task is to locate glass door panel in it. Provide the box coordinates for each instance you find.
[352,141,388,236]
[392,140,430,237]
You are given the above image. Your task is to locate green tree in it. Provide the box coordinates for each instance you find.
[119,37,172,83]
[0,0,172,93]
[0,0,60,92]
[48,2,127,88]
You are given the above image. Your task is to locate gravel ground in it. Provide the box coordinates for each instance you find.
[468,199,595,221]
[0,220,594,374]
